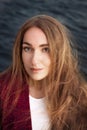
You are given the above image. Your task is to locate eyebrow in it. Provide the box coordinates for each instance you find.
[22,42,49,47]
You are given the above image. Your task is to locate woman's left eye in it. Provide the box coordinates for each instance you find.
[42,47,50,53]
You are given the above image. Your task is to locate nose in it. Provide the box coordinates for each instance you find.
[31,51,40,65]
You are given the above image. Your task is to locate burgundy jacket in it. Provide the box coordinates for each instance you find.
[0,74,32,130]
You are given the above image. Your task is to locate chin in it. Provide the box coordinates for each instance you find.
[32,78,44,81]
[31,76,47,81]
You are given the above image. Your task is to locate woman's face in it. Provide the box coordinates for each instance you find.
[22,27,51,81]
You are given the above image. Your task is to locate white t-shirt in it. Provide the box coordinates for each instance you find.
[29,95,50,130]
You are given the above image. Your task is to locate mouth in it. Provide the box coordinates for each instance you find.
[30,68,43,72]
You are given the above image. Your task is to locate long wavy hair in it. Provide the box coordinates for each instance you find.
[1,15,87,129]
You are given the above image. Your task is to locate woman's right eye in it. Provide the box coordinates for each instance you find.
[23,46,32,52]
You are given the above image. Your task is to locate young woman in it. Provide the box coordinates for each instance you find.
[0,15,87,130]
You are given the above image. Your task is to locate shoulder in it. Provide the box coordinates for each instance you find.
[0,70,11,92]
[69,84,87,129]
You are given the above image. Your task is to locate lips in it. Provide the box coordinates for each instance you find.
[30,68,43,72]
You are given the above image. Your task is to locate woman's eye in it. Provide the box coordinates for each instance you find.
[42,47,50,53]
[23,46,32,52]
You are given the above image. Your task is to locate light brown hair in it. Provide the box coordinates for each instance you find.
[1,15,87,129]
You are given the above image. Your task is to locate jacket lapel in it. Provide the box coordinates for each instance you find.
[2,83,32,130]
[13,83,32,130]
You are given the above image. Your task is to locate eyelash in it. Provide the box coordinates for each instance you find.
[42,47,50,53]
[22,46,33,52]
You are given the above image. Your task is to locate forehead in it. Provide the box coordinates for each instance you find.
[23,27,48,47]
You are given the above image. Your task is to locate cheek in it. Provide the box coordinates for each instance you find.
[22,53,30,66]
[43,57,51,67]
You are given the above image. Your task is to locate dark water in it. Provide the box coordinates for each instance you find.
[0,0,87,79]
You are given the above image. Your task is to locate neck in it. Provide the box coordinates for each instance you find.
[29,86,45,99]
[29,78,45,99]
